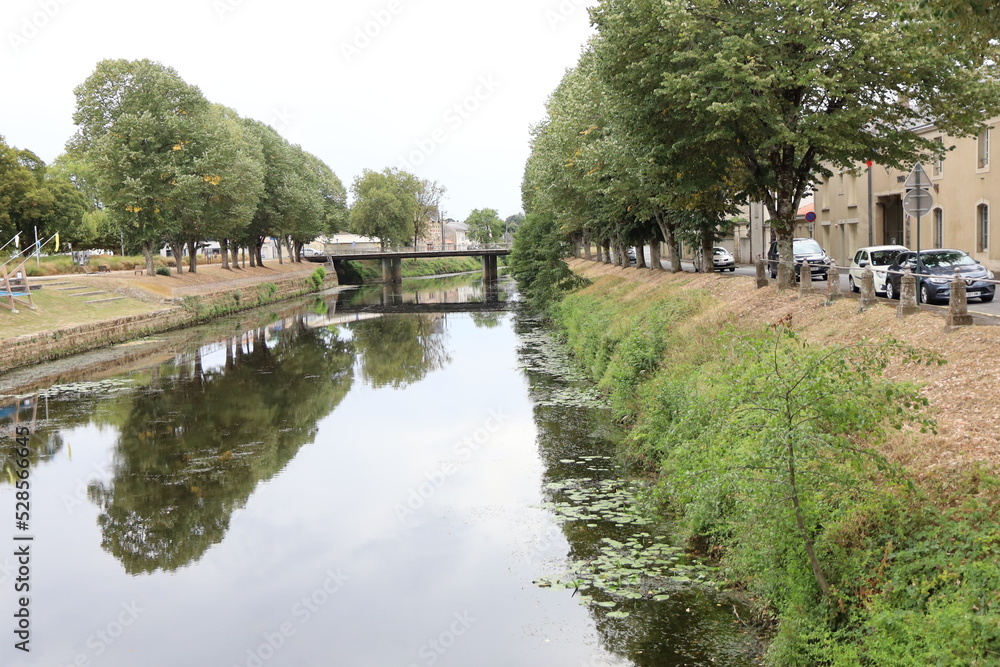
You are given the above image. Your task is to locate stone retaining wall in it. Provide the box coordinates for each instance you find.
[0,272,337,375]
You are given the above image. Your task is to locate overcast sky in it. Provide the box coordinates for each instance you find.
[0,0,596,221]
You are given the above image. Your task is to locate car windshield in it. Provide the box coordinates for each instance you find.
[793,239,823,254]
[713,248,727,255]
[920,251,977,267]
[869,250,902,265]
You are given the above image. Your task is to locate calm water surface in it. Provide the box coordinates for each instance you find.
[0,277,760,666]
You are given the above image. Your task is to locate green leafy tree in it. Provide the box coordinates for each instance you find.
[70,58,210,274]
[509,211,587,313]
[465,208,505,245]
[348,167,419,250]
[591,0,1000,286]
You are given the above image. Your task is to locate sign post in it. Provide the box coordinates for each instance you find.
[902,163,934,292]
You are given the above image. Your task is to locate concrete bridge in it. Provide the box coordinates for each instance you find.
[306,247,509,283]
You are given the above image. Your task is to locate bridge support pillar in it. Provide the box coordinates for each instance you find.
[482,255,498,283]
[382,258,403,283]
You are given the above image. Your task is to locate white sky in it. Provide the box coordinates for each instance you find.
[0,0,596,222]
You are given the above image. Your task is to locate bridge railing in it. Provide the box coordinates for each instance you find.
[323,243,511,256]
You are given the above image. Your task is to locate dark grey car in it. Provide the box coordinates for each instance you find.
[766,238,832,280]
[884,249,996,304]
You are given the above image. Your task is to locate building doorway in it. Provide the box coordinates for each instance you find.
[879,196,904,246]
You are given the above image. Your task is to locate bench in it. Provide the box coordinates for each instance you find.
[98,265,111,273]
[134,268,145,275]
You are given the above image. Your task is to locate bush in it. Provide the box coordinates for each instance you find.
[310,266,327,289]
[155,266,171,276]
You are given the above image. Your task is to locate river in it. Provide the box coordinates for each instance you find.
[0,275,761,666]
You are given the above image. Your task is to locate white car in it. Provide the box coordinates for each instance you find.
[848,245,908,294]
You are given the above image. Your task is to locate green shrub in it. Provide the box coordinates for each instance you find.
[310,266,327,289]
[155,266,171,276]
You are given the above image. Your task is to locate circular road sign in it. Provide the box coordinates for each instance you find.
[805,211,817,223]
[902,188,934,217]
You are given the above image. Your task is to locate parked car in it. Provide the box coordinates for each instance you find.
[766,238,833,280]
[711,246,736,272]
[884,249,996,304]
[301,247,323,257]
[848,245,908,294]
[627,247,637,263]
[694,246,737,272]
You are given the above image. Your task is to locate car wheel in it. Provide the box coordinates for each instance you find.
[885,280,897,300]
[849,276,858,293]
[729,267,736,272]
[981,294,994,303]
[919,284,934,305]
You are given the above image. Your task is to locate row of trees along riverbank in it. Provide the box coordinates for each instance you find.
[522,0,1000,286]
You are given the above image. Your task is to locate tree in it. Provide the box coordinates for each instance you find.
[509,211,588,313]
[414,179,446,247]
[591,0,1000,286]
[465,208,504,245]
[71,59,210,274]
[348,167,419,250]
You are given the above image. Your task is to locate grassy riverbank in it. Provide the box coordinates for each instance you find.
[553,260,1000,665]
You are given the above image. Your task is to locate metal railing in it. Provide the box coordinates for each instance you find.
[323,243,512,256]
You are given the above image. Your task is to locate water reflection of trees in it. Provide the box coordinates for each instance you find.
[348,314,450,389]
[88,319,354,574]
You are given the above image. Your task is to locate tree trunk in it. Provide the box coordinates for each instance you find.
[249,246,257,268]
[187,239,198,274]
[255,240,264,267]
[650,235,662,271]
[701,235,714,274]
[285,236,295,263]
[602,241,612,264]
[655,213,682,273]
[583,233,592,260]
[143,241,155,276]
[276,238,283,265]
[170,241,184,275]
[635,245,646,269]
[220,239,230,270]
[787,439,832,602]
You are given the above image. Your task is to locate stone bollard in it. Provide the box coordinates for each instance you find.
[826,263,841,302]
[755,258,768,289]
[798,261,812,298]
[897,269,920,318]
[946,267,974,328]
[859,267,878,309]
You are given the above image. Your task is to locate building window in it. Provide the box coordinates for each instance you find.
[933,137,944,176]
[978,204,989,251]
[821,176,830,209]
[845,173,857,206]
[978,128,990,169]
[933,208,943,248]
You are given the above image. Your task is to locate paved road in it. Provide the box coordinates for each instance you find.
[630,253,1000,319]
